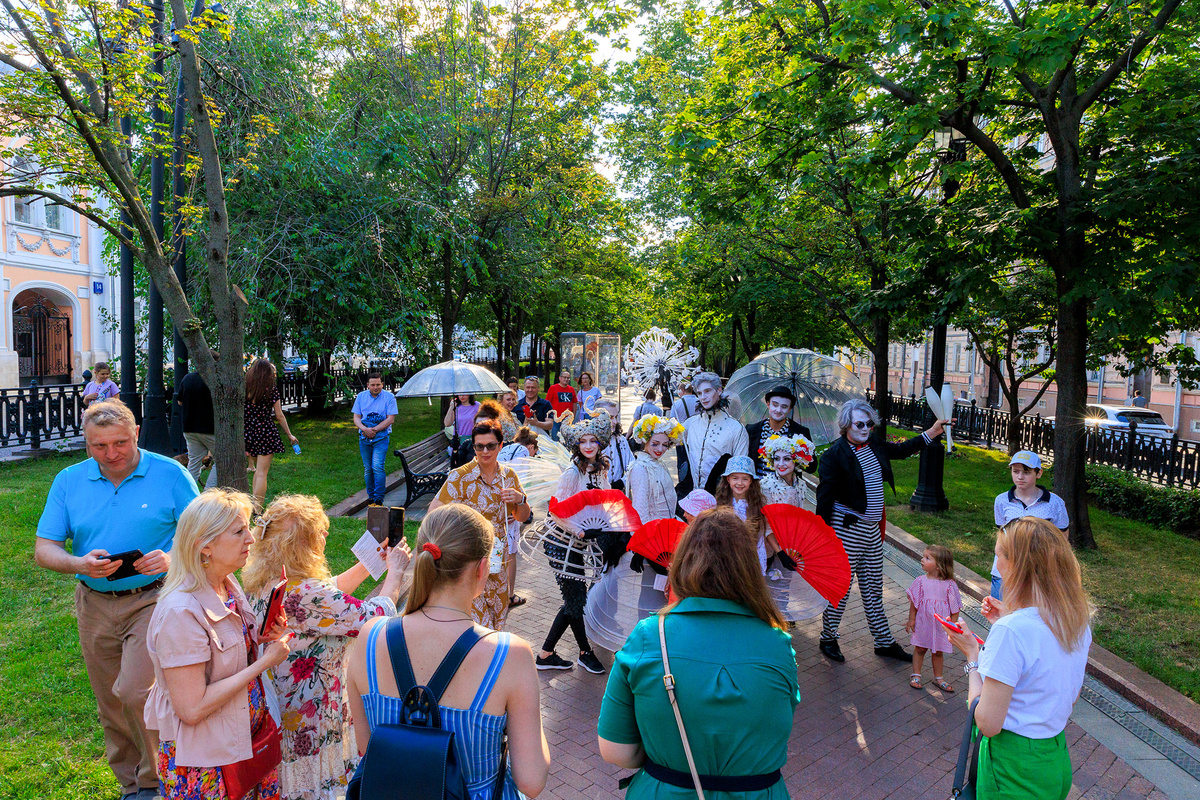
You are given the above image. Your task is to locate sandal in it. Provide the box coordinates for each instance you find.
[931,677,955,692]
[909,674,923,690]
[509,595,527,608]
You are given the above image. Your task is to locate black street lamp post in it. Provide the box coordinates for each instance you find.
[117,111,140,419]
[167,63,190,455]
[910,130,967,513]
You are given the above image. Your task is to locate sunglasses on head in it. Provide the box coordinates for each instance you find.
[473,442,501,452]
[852,420,876,430]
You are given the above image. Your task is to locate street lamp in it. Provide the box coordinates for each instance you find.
[911,128,968,513]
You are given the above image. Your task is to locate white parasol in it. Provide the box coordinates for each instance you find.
[393,360,509,398]
[725,347,867,446]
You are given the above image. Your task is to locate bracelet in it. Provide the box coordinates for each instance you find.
[963,661,980,676]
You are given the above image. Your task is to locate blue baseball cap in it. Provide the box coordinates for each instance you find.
[1008,450,1042,470]
[721,455,757,478]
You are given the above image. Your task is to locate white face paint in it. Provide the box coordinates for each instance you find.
[697,383,721,410]
[767,397,792,425]
[846,409,875,445]
[773,452,796,480]
[578,434,600,460]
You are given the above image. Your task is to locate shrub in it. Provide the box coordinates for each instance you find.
[1085,464,1200,537]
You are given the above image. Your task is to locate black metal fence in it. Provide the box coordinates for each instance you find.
[873,391,1200,491]
[1,367,413,451]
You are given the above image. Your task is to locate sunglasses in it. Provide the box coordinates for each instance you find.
[473,442,501,452]
[851,420,876,430]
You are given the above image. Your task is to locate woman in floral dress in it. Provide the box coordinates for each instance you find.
[429,419,532,628]
[244,495,411,800]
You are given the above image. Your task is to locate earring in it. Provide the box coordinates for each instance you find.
[200,552,211,567]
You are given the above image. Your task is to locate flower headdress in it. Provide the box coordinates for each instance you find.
[629,414,685,446]
[560,409,612,450]
[759,434,815,466]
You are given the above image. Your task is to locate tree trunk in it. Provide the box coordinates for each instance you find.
[872,315,890,436]
[441,239,455,362]
[1052,295,1096,548]
[1004,391,1023,455]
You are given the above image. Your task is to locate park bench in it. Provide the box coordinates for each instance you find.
[394,433,451,507]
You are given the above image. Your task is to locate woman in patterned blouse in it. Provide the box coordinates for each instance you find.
[244,494,412,800]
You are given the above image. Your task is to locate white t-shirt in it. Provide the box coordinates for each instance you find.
[978,607,1091,739]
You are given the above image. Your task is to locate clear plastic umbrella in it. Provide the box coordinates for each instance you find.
[393,360,509,398]
[725,348,866,445]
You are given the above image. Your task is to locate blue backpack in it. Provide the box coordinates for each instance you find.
[347,619,508,800]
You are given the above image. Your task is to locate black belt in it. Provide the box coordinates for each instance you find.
[83,576,165,598]
[628,759,782,792]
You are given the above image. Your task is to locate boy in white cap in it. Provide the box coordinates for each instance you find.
[991,450,1069,598]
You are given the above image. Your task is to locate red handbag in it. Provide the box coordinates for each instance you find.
[220,687,282,800]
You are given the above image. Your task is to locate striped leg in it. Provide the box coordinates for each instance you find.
[856,532,895,647]
[821,517,894,646]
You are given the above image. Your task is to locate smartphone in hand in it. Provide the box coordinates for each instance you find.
[102,549,145,581]
[933,613,985,646]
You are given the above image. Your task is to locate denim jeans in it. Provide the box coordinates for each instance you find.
[359,433,390,502]
[990,575,1003,600]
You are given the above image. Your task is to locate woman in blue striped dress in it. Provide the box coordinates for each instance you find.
[345,504,550,799]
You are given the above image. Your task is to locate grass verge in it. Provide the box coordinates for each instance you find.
[0,397,438,799]
[885,433,1200,702]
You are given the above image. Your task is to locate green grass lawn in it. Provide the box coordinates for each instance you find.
[0,397,437,799]
[885,434,1200,702]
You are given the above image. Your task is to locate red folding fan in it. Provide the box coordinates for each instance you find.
[627,518,687,569]
[761,504,852,609]
[548,489,644,536]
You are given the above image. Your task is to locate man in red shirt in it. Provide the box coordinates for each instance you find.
[546,369,578,441]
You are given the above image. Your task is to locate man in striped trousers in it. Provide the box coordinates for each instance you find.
[815,399,949,662]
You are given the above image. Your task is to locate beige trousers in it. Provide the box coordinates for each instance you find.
[74,582,161,794]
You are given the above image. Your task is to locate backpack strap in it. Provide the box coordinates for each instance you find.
[426,626,492,703]
[384,616,419,696]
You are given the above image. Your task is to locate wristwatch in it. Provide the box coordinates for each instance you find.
[963,661,980,676]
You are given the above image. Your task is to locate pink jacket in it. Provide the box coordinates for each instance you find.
[143,574,262,767]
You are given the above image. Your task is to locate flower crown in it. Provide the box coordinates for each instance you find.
[758,434,815,466]
[630,414,685,445]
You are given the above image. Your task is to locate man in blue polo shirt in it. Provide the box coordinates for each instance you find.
[35,400,199,800]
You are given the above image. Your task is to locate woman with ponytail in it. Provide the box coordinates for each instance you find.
[346,504,550,799]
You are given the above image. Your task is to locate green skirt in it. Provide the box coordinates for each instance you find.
[977,728,1071,800]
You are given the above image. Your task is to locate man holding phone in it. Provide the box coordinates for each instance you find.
[34,400,199,800]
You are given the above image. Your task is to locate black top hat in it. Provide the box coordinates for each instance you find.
[764,385,797,404]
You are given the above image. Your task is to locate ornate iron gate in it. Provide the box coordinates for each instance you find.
[14,296,72,385]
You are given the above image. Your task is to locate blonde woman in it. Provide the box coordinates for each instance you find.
[948,518,1093,800]
[244,495,412,800]
[345,504,550,799]
[144,489,292,800]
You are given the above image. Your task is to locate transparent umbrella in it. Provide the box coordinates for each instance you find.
[393,360,509,398]
[725,348,866,445]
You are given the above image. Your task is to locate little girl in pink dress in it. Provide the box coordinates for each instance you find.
[904,544,962,691]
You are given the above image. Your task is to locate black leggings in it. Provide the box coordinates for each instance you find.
[542,598,591,654]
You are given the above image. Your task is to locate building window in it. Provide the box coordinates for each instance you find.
[1191,420,1200,434]
[44,201,63,231]
[1038,400,1047,409]
[14,195,34,224]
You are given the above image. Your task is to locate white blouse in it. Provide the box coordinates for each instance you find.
[626,451,677,524]
[761,472,811,509]
[553,463,610,501]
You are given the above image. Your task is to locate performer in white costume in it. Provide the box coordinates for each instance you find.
[682,371,749,494]
[759,433,816,512]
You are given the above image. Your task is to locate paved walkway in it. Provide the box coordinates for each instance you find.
[503,545,1186,800]
[359,383,1199,799]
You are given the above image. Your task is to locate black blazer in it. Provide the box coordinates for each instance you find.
[815,432,929,526]
[746,419,814,475]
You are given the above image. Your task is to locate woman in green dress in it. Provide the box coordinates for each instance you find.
[597,507,799,799]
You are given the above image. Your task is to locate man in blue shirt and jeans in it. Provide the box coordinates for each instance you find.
[352,372,398,506]
[35,400,199,800]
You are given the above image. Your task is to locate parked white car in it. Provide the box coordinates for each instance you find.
[1084,405,1174,439]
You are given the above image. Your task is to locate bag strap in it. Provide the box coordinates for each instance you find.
[658,614,705,800]
[952,697,982,798]
[385,618,487,703]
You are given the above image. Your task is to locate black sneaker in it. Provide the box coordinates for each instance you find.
[875,642,912,661]
[578,650,606,674]
[819,638,845,662]
[536,652,574,670]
